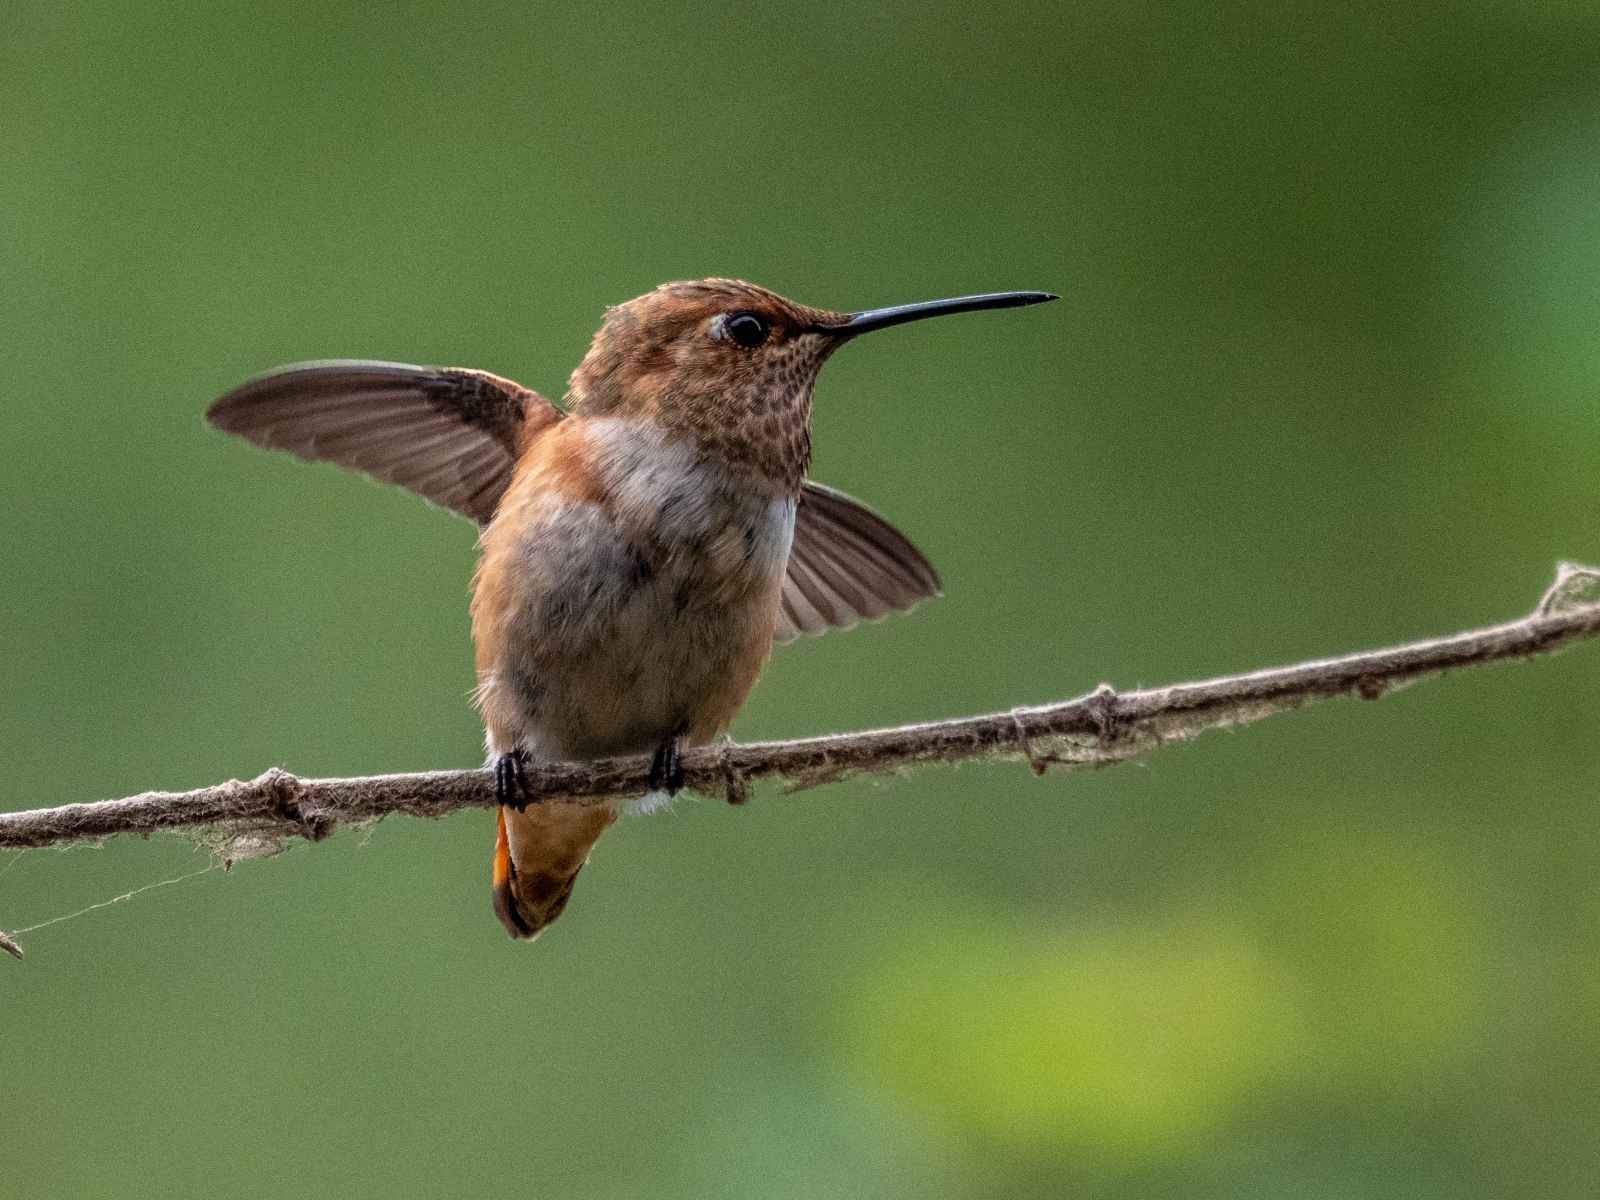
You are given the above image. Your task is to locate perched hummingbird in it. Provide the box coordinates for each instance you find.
[208,279,1055,940]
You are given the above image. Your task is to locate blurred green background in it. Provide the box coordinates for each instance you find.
[4,2,1599,1196]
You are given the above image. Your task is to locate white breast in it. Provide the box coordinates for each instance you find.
[586,416,795,573]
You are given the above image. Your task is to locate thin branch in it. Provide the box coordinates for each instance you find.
[3,564,1598,859]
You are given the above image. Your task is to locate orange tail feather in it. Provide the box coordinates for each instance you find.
[492,802,616,941]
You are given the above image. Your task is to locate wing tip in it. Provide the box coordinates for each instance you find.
[774,585,943,646]
[208,359,437,415]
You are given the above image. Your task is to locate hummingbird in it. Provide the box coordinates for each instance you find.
[207,279,1055,940]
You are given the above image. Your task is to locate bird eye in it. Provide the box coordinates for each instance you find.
[723,310,770,348]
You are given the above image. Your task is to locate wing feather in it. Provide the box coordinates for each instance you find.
[775,482,942,643]
[206,359,558,523]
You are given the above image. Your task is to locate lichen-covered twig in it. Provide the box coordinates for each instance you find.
[3,565,1598,861]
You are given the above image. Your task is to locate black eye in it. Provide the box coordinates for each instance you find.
[724,310,770,347]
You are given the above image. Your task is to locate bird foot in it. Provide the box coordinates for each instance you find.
[495,750,534,810]
[648,735,685,796]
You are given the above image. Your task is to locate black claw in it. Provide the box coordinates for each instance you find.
[495,750,534,810]
[648,736,685,795]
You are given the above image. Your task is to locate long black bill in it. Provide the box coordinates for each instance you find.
[817,290,1057,337]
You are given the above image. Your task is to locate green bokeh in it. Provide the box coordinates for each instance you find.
[4,3,1598,1196]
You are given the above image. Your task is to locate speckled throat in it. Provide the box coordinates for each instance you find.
[648,331,837,495]
[564,279,846,496]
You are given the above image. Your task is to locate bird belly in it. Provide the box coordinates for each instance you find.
[474,484,794,762]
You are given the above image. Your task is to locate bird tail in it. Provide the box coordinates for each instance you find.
[492,802,617,940]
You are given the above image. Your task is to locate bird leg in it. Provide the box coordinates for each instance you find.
[648,734,685,796]
[495,749,534,810]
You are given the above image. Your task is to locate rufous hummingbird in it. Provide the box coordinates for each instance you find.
[208,279,1055,940]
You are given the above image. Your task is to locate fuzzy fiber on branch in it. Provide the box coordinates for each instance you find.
[3,565,1598,862]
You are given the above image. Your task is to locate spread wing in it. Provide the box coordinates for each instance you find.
[776,481,942,642]
[206,360,559,524]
